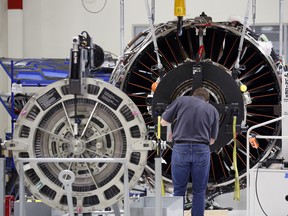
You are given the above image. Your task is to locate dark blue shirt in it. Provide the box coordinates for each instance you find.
[162,96,219,144]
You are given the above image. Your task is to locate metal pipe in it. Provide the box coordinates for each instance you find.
[254,135,288,139]
[0,158,5,216]
[235,0,252,69]
[18,158,127,163]
[284,25,287,61]
[246,116,285,216]
[19,161,26,216]
[120,0,125,57]
[151,0,155,22]
[279,0,284,61]
[11,60,15,137]
[252,0,256,32]
[144,0,163,71]
[124,162,130,216]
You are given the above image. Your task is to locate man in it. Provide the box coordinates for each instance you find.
[161,88,219,216]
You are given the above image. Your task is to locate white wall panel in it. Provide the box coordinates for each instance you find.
[8,10,23,57]
[0,1,9,141]
[22,0,288,58]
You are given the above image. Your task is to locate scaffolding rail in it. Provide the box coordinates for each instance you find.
[246,116,288,215]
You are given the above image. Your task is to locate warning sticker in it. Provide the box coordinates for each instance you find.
[98,87,123,110]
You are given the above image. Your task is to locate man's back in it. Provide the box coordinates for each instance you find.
[162,96,219,144]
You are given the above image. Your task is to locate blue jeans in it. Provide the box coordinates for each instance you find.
[172,144,210,216]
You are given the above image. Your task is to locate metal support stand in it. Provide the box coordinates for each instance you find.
[154,115,164,216]
[17,158,130,216]
[59,170,75,216]
[0,158,5,216]
[19,161,26,216]
[155,157,163,216]
[112,203,121,216]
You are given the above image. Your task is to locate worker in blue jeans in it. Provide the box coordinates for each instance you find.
[161,88,219,216]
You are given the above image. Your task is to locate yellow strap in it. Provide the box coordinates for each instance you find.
[233,116,240,201]
[161,178,165,196]
[157,116,165,196]
[157,116,161,140]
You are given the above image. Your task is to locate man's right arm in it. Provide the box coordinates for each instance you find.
[161,97,180,126]
[161,118,171,126]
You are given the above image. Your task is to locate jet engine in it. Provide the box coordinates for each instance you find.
[110,15,282,189]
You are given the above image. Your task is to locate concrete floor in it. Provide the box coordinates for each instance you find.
[184,210,229,216]
[183,210,246,216]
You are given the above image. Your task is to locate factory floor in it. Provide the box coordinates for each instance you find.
[184,210,246,216]
[184,210,228,216]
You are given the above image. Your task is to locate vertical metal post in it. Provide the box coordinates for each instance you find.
[279,0,284,61]
[281,71,288,158]
[151,0,155,22]
[112,203,121,216]
[235,0,252,70]
[123,162,130,216]
[0,158,5,216]
[10,60,15,137]
[284,25,287,62]
[19,161,26,216]
[120,0,125,57]
[144,0,163,71]
[252,0,256,31]
[155,157,163,216]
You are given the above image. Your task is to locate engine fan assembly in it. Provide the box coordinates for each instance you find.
[110,15,282,188]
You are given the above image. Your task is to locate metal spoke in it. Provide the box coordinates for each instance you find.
[81,155,99,189]
[36,126,70,143]
[85,148,110,158]
[61,101,74,134]
[84,127,124,144]
[80,102,98,139]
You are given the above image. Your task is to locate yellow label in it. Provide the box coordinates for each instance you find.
[175,7,186,16]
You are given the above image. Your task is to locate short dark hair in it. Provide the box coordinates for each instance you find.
[192,88,209,101]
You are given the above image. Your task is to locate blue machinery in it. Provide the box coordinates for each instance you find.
[0,58,113,136]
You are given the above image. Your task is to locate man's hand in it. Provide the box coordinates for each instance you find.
[210,138,215,145]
